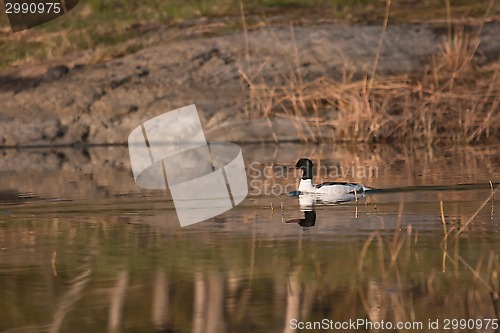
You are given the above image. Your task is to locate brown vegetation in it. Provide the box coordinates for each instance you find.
[241,2,500,144]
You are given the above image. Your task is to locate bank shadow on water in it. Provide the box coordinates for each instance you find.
[0,143,496,235]
[0,143,498,236]
[0,143,498,204]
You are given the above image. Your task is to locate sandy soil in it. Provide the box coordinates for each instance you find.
[1,22,499,146]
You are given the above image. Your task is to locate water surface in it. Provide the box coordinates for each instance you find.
[1,144,499,333]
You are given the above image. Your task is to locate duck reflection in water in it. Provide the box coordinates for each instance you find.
[286,191,366,228]
[286,194,320,228]
[286,209,317,227]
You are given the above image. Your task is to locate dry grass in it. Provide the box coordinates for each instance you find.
[241,1,500,144]
[2,0,499,72]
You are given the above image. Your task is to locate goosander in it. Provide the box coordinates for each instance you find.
[293,158,372,201]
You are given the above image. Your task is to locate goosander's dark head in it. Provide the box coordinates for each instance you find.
[295,158,314,180]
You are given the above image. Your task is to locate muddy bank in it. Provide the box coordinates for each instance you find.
[1,22,499,146]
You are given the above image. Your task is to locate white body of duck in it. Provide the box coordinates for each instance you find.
[298,179,370,195]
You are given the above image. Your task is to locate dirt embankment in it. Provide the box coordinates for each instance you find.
[1,22,500,146]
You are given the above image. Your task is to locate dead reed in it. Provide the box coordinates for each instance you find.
[241,4,500,144]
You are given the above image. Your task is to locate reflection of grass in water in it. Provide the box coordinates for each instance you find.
[1,200,499,332]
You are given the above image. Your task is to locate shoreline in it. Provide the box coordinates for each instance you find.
[1,21,499,146]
